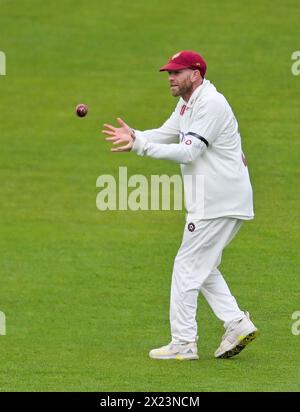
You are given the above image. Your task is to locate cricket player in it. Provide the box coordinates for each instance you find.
[102,50,259,360]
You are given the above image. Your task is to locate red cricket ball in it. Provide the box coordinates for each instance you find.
[75,103,88,117]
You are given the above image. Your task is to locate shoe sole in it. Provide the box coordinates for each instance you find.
[149,354,199,361]
[216,330,259,359]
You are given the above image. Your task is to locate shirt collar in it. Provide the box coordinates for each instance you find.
[185,79,210,108]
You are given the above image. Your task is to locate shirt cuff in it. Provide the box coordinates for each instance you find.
[131,132,147,156]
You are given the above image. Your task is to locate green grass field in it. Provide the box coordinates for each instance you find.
[1,0,300,392]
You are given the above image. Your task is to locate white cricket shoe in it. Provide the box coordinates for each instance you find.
[215,312,259,359]
[149,342,199,360]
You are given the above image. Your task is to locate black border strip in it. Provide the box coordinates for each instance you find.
[186,132,209,147]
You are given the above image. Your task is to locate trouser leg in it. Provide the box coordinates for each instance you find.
[170,217,244,344]
[200,220,245,327]
[201,267,245,327]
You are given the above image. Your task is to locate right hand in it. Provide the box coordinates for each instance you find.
[102,118,135,152]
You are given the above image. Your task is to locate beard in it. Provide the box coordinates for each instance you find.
[170,79,193,98]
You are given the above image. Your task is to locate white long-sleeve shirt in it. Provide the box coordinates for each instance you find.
[131,79,254,220]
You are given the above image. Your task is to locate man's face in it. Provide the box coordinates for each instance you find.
[168,69,194,97]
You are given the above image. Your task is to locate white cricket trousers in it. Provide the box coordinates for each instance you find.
[170,217,245,344]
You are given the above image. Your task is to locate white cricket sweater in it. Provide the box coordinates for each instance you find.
[131,79,254,220]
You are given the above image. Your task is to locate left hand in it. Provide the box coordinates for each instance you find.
[102,118,135,152]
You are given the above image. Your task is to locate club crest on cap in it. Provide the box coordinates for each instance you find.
[172,52,181,60]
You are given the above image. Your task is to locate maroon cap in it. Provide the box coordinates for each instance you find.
[159,50,207,77]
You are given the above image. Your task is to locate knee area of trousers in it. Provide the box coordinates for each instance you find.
[178,283,202,298]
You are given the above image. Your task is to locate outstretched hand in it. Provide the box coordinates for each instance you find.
[102,118,135,152]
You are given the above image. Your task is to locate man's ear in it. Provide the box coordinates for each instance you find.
[191,69,201,83]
